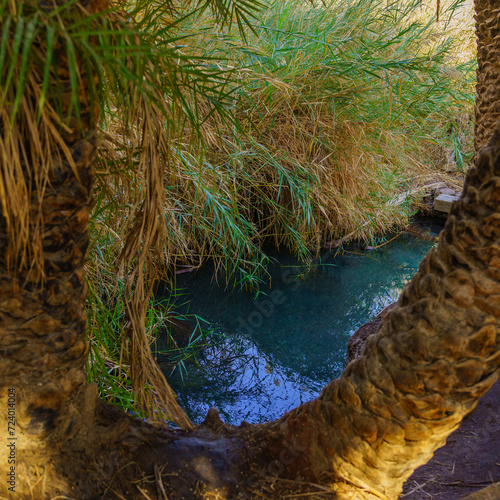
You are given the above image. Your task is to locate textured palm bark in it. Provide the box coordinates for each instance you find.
[249,123,500,499]
[346,302,397,365]
[0,135,95,416]
[0,0,105,495]
[475,0,500,155]
[0,135,99,494]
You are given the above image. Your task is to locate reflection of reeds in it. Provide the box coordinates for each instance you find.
[87,0,475,418]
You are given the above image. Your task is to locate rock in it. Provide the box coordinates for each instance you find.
[434,193,461,214]
[200,407,224,431]
[436,187,456,196]
[346,302,397,365]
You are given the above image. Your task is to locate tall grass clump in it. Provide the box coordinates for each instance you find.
[192,0,476,244]
[82,0,475,418]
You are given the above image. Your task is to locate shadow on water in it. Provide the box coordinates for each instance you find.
[157,221,443,425]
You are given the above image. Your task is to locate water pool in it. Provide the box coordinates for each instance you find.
[160,223,441,425]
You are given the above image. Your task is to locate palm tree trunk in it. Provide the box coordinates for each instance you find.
[474,0,500,154]
[0,0,102,495]
[0,138,99,493]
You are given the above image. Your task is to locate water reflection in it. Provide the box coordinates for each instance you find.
[160,228,439,425]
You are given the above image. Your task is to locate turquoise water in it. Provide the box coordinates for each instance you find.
[160,224,440,425]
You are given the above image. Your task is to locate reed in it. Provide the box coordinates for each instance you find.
[86,0,475,416]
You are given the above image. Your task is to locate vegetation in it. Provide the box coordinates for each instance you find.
[87,0,476,418]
